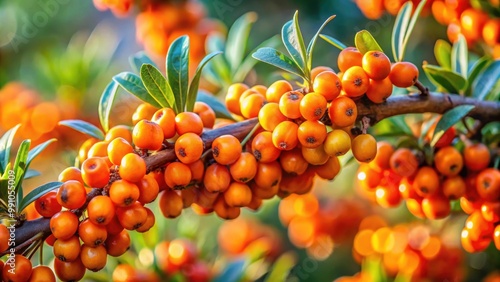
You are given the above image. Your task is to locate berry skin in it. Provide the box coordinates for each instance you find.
[27,265,56,282]
[35,191,62,218]
[79,218,107,247]
[226,83,250,115]
[175,133,204,164]
[229,152,258,183]
[366,77,393,103]
[164,162,192,188]
[109,180,140,207]
[87,195,115,225]
[194,101,216,129]
[107,137,134,166]
[476,168,500,202]
[258,103,287,131]
[2,255,32,282]
[434,146,463,176]
[338,47,363,72]
[299,92,328,121]
[313,71,342,101]
[54,256,86,282]
[50,211,79,240]
[464,143,490,171]
[224,182,252,207]
[133,120,164,150]
[328,96,358,128]
[152,108,177,139]
[116,201,148,230]
[53,236,81,262]
[272,121,299,151]
[159,190,183,218]
[324,129,351,157]
[279,91,304,119]
[341,66,369,97]
[297,120,327,148]
[212,135,242,165]
[81,245,108,272]
[389,148,419,177]
[105,125,133,144]
[119,153,146,182]
[266,80,293,103]
[81,157,110,188]
[56,180,87,210]
[241,93,267,119]
[414,166,440,197]
[389,62,419,88]
[351,134,377,162]
[252,131,281,163]
[362,51,391,81]
[204,163,231,192]
[175,112,204,136]
[106,229,131,257]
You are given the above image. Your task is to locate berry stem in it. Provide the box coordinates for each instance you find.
[414,80,429,96]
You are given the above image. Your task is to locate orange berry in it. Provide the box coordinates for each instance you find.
[351,134,377,162]
[483,19,500,46]
[79,218,107,247]
[299,93,328,121]
[152,108,177,139]
[338,47,363,72]
[362,51,391,81]
[136,207,156,232]
[119,153,146,182]
[251,131,281,163]
[188,159,205,182]
[137,174,160,204]
[272,121,299,151]
[175,112,204,135]
[434,146,463,176]
[442,176,466,200]
[258,103,287,131]
[53,236,81,262]
[390,148,419,177]
[54,257,86,282]
[106,230,131,257]
[414,166,440,197]
[422,193,451,219]
[476,168,500,201]
[313,71,342,101]
[324,129,351,156]
[229,152,258,183]
[107,137,134,165]
[224,182,252,207]
[329,96,358,128]
[175,133,203,164]
[460,8,489,43]
[266,80,293,103]
[214,196,241,219]
[297,120,327,148]
[109,179,140,207]
[226,83,249,115]
[2,255,32,282]
[159,190,183,218]
[132,103,157,125]
[366,77,393,103]
[50,211,79,240]
[389,62,419,88]
[164,162,192,188]
[28,265,56,282]
[35,191,62,218]
[87,195,115,225]
[464,143,491,171]
[133,120,164,150]
[279,91,304,119]
[116,201,148,230]
[301,144,329,165]
[341,66,369,97]
[280,148,309,175]
[241,93,266,119]
[310,66,334,82]
[58,167,84,183]
[81,245,107,271]
[105,125,133,144]
[56,180,87,209]
[212,135,242,165]
[194,101,216,128]
[204,163,231,192]
[254,161,283,188]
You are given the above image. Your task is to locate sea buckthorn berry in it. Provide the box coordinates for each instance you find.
[494,225,500,250]
[314,156,341,180]
[136,207,155,233]
[311,66,334,82]
[272,120,299,151]
[414,166,440,197]
[313,71,342,101]
[422,194,451,219]
[88,141,110,158]
[175,133,204,164]
[107,137,134,166]
[351,134,377,162]
[476,168,500,201]
[212,135,242,165]
[188,159,205,182]
[483,18,500,46]
[159,190,183,218]
[464,143,491,171]
[0,225,8,253]
[106,215,124,236]
[2,255,32,282]
[35,191,62,218]
[434,146,463,176]
[251,85,268,96]
[324,129,351,156]
[251,181,279,199]
[54,256,86,282]
[230,152,258,183]
[460,8,489,42]
[375,184,402,208]
[109,179,140,207]
[81,245,107,272]
[28,265,56,282]
[266,80,293,103]
[279,91,304,119]
[226,83,250,115]
[254,161,282,188]
[389,62,419,88]
[119,153,146,182]
[194,101,216,128]
[137,174,160,204]
[50,211,79,240]
[105,125,133,144]
[341,66,369,97]
[390,148,419,177]
[165,162,192,188]
[53,236,81,262]
[78,138,98,163]
[116,201,148,230]
[366,77,393,103]
[204,163,231,192]
[79,219,107,247]
[258,103,287,131]
[239,89,261,104]
[87,195,115,225]
[362,51,391,81]
[152,108,177,139]
[297,120,327,148]
[56,180,87,210]
[338,47,363,72]
[370,141,394,171]
[481,202,500,223]
[58,167,84,183]
[443,176,466,200]
[106,229,131,257]
[214,196,241,219]
[133,120,164,150]
[241,93,267,119]
[299,93,328,121]
[328,96,358,127]
[301,144,329,165]
[82,157,111,188]
[132,103,157,125]
[224,182,252,207]
[252,131,281,163]
[357,164,382,189]
[280,148,309,175]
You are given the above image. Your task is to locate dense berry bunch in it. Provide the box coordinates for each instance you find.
[354,0,434,20]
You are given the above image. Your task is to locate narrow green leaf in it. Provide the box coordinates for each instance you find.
[115,71,163,109]
[292,11,308,72]
[423,65,467,93]
[431,105,475,147]
[354,30,383,54]
[206,34,232,84]
[213,259,246,282]
[472,60,500,100]
[196,91,235,120]
[264,252,297,282]
[0,163,12,204]
[434,39,452,70]
[186,51,222,112]
[306,15,336,70]
[13,140,31,197]
[140,64,174,110]
[27,139,57,164]
[234,35,281,82]
[451,34,468,78]
[98,80,119,132]
[467,56,491,93]
[282,21,304,69]
[18,182,62,213]
[24,169,40,180]
[252,47,305,78]
[0,124,20,174]
[226,12,258,72]
[401,0,427,61]
[166,35,190,112]
[391,2,412,62]
[59,120,105,140]
[129,51,157,74]
[319,34,347,50]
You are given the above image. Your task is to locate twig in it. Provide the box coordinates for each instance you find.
[414,80,429,96]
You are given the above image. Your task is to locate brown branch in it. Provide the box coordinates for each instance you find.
[3,92,500,256]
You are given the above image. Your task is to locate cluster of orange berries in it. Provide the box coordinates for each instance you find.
[344,217,464,281]
[0,254,56,282]
[278,194,366,259]
[355,0,434,20]
[356,133,500,252]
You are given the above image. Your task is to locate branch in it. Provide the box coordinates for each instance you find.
[3,92,499,255]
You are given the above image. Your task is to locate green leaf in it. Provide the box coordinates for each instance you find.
[471,60,500,100]
[423,65,467,93]
[400,0,427,61]
[354,30,383,54]
[140,64,174,109]
[196,91,235,120]
[252,47,304,78]
[27,139,57,164]
[13,140,31,198]
[18,182,62,213]
[129,51,157,74]
[24,169,40,180]
[282,16,306,71]
[264,252,297,282]
[98,80,119,133]
[186,51,222,112]
[434,39,452,70]
[467,56,491,94]
[226,12,258,72]
[319,34,347,50]
[234,35,281,83]
[213,259,246,282]
[115,71,163,109]
[451,34,468,78]
[431,105,475,147]
[206,34,232,84]
[59,120,105,140]
[0,124,20,174]
[166,35,190,112]
[306,15,336,70]
[392,1,412,61]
